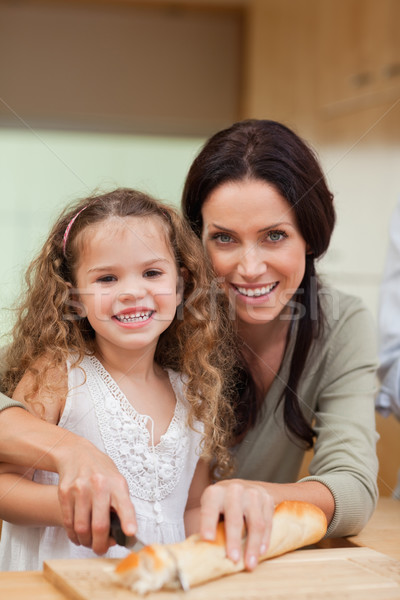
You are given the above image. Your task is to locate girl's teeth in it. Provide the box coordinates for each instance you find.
[236,284,276,297]
[116,311,153,323]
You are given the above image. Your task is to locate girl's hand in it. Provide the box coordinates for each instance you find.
[199,479,274,571]
[57,439,137,555]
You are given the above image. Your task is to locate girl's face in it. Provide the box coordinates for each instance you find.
[74,216,182,356]
[201,179,307,327]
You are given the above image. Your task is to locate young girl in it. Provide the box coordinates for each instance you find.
[0,187,236,571]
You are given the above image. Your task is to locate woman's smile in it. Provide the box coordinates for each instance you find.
[230,281,279,301]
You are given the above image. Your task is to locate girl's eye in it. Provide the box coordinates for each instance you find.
[97,275,116,283]
[144,269,162,278]
[213,233,234,244]
[267,230,287,242]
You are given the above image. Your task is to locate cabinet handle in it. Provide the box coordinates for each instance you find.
[382,63,400,79]
[349,72,373,88]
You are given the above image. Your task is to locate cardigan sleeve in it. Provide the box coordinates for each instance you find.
[299,295,379,537]
[0,392,27,412]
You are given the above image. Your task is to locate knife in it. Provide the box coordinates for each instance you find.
[109,511,189,591]
[109,511,145,550]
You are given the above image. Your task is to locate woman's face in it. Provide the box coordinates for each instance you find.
[201,179,308,326]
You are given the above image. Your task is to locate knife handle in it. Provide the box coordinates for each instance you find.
[109,511,128,546]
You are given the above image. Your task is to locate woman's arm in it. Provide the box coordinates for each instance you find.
[0,371,68,526]
[198,294,378,568]
[298,295,379,537]
[199,478,332,569]
[0,395,137,554]
[184,457,279,573]
[0,398,88,470]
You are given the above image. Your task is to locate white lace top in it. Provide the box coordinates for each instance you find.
[0,355,204,571]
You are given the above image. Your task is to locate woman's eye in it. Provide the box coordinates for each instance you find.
[267,230,287,242]
[97,275,116,283]
[214,233,234,244]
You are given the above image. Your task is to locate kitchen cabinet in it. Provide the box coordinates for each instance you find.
[0,2,243,136]
[243,0,400,142]
[317,0,400,119]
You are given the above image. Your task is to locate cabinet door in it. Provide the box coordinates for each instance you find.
[378,0,400,96]
[317,0,400,117]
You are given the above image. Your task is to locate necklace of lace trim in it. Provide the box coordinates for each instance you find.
[83,355,190,516]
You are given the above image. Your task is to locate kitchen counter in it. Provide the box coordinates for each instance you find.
[348,496,400,561]
[1,497,399,599]
[317,496,400,561]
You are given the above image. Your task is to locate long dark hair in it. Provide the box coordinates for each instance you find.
[182,119,336,448]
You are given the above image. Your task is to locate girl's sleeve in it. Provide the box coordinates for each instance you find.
[299,295,379,537]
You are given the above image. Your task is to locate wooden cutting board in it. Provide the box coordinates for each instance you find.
[43,547,400,600]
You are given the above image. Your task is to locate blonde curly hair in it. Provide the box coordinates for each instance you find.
[3,188,238,476]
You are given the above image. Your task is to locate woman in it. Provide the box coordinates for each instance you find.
[0,119,378,570]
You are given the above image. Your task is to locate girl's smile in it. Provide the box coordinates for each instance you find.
[112,307,155,327]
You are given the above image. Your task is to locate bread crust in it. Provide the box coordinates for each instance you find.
[113,500,327,594]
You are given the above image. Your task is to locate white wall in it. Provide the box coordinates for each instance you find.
[317,143,400,321]
[0,128,205,339]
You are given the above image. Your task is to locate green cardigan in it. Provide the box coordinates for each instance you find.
[233,288,379,538]
[0,394,26,411]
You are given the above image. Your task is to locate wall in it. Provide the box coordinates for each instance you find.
[0,129,205,339]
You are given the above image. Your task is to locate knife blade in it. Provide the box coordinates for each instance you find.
[109,511,145,550]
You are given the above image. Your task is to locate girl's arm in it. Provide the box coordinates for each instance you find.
[184,459,211,537]
[0,463,62,526]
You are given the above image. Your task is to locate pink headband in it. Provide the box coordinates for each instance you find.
[62,205,89,256]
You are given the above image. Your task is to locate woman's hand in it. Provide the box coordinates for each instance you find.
[199,479,275,571]
[0,407,137,555]
[56,438,137,555]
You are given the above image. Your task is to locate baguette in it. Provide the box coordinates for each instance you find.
[113,500,327,594]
